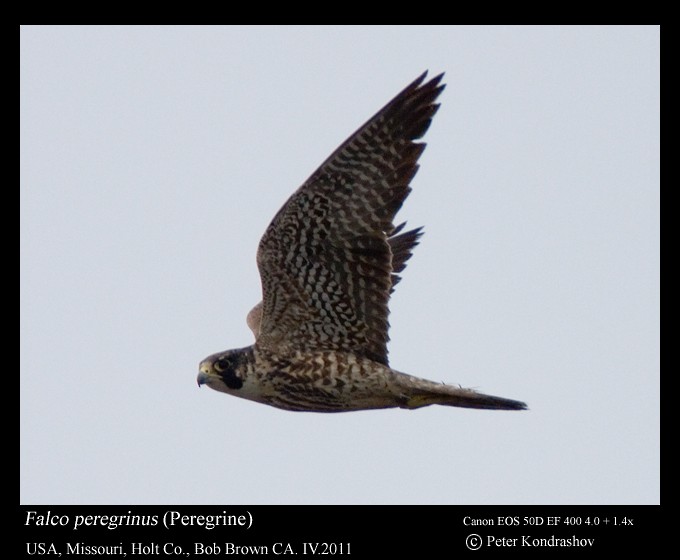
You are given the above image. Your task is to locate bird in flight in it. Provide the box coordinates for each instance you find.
[198,72,527,413]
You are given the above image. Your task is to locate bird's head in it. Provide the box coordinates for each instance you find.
[197,349,246,393]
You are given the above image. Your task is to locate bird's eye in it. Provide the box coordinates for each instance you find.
[215,358,232,371]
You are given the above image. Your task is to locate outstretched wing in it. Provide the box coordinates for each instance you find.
[256,72,444,365]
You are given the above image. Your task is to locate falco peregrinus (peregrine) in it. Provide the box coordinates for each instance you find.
[198,72,527,413]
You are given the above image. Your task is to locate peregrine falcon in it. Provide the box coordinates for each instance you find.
[198,72,527,413]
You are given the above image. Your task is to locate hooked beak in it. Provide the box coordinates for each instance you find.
[197,361,212,387]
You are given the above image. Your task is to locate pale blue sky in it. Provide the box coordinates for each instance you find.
[20,25,659,504]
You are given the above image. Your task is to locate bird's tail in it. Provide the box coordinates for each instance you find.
[394,373,527,411]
